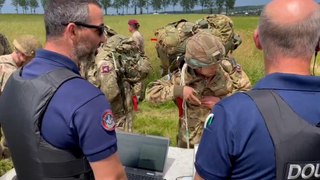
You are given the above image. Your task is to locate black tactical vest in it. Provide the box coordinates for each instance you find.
[0,68,93,180]
[246,90,320,180]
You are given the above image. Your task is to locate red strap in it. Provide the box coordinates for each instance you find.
[176,97,183,119]
[132,96,138,112]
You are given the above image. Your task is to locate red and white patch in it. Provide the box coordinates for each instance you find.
[101,65,110,74]
[102,111,115,131]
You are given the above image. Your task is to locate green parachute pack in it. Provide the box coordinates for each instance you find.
[195,14,242,54]
[101,34,151,83]
[154,14,242,75]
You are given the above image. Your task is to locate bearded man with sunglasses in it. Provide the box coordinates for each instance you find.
[0,0,126,179]
[146,31,251,148]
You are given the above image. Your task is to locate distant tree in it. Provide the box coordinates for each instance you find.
[118,0,129,14]
[171,0,179,12]
[151,0,161,13]
[132,0,147,15]
[216,0,224,14]
[113,0,121,14]
[29,0,39,13]
[124,0,130,14]
[206,0,215,14]
[145,0,151,14]
[180,0,197,13]
[100,0,112,15]
[12,0,19,13]
[180,0,188,12]
[225,0,235,15]
[0,0,5,13]
[132,0,138,14]
[162,0,170,12]
[138,0,147,14]
[40,0,46,10]
[199,0,209,12]
[19,0,29,14]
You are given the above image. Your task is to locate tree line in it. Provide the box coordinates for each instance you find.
[0,0,236,14]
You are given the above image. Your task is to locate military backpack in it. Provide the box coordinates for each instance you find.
[102,34,151,83]
[154,14,242,75]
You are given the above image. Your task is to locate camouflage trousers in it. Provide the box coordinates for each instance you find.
[177,119,204,149]
[0,127,10,159]
[115,112,134,133]
[133,81,146,101]
[113,81,135,132]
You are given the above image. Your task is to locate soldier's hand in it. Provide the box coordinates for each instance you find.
[183,86,201,105]
[201,96,221,110]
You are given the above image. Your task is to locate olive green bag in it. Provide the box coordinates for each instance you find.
[195,14,242,54]
[102,34,151,83]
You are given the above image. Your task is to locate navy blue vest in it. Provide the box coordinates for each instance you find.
[0,68,93,180]
[246,90,320,180]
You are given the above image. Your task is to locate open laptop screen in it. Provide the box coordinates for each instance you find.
[117,132,169,172]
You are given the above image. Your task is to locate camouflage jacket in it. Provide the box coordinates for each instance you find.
[0,34,12,56]
[131,31,145,55]
[80,51,133,121]
[146,58,251,146]
[0,55,17,93]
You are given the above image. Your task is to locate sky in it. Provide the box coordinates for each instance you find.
[0,0,273,14]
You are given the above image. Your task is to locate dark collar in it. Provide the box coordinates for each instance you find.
[254,73,320,92]
[35,49,79,74]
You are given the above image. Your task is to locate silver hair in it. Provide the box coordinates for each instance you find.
[259,7,320,60]
[44,0,101,39]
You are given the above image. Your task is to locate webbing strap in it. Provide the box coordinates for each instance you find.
[42,158,91,178]
[245,90,288,144]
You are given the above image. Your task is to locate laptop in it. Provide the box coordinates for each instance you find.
[117,131,170,180]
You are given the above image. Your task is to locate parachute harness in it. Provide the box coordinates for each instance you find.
[180,63,190,149]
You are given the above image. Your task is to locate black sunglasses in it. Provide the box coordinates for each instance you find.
[62,22,105,36]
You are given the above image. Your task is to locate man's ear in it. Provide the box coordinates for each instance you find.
[65,23,78,40]
[253,28,262,50]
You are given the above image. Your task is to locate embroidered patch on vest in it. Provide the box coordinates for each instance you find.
[102,110,115,131]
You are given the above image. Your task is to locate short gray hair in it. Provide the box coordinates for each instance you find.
[44,0,102,39]
[259,7,320,60]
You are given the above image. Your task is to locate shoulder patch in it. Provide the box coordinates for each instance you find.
[102,110,115,131]
[204,113,214,128]
[101,64,111,74]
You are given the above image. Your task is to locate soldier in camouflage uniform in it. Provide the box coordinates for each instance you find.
[155,15,242,77]
[81,33,151,132]
[146,32,251,148]
[0,33,12,56]
[0,34,42,159]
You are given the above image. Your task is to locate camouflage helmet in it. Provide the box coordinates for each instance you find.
[13,35,42,57]
[185,31,225,69]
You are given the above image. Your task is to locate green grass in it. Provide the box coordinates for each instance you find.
[0,14,318,172]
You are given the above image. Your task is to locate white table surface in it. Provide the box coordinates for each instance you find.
[0,147,195,180]
[164,147,194,180]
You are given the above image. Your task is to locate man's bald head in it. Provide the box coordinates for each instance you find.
[266,0,319,25]
[257,0,320,61]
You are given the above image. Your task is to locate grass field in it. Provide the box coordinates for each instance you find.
[0,14,318,153]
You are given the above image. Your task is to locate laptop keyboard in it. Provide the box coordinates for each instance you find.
[126,172,164,180]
